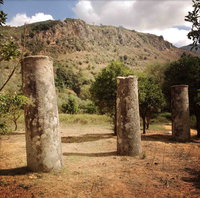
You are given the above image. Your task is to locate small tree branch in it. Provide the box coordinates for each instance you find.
[0,63,19,92]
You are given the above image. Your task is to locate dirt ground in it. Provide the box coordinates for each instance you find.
[0,124,200,198]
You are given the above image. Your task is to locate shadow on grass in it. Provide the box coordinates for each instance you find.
[61,133,114,144]
[0,166,30,176]
[142,134,174,143]
[142,134,199,144]
[63,151,116,157]
[182,168,200,189]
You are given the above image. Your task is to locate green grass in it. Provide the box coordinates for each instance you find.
[59,113,112,125]
[148,123,170,131]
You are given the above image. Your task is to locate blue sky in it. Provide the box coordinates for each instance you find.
[2,0,76,21]
[1,0,193,47]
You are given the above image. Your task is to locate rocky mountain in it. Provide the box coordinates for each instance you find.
[180,44,200,55]
[0,18,188,98]
[2,18,185,71]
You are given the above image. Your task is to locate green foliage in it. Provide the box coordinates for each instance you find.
[153,112,171,123]
[0,40,20,61]
[26,39,44,55]
[0,94,28,133]
[90,60,133,115]
[0,121,8,134]
[185,0,200,47]
[0,0,21,91]
[59,113,112,125]
[61,95,79,114]
[145,62,168,86]
[163,53,200,136]
[163,53,200,109]
[0,11,7,27]
[79,99,97,114]
[55,63,91,95]
[31,20,59,32]
[0,1,7,27]
[138,75,165,133]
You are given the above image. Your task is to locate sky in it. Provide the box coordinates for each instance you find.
[1,0,194,47]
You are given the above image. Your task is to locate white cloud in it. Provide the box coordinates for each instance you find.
[73,0,193,46]
[143,28,192,47]
[7,13,54,27]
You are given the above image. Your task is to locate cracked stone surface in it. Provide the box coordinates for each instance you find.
[171,85,190,142]
[116,76,142,156]
[22,56,63,172]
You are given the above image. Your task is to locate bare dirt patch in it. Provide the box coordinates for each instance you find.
[0,124,200,198]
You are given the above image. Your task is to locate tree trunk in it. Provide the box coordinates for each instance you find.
[14,119,18,131]
[142,116,146,134]
[0,64,18,92]
[146,115,151,130]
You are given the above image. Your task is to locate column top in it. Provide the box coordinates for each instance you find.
[171,85,188,88]
[117,75,137,79]
[23,55,52,61]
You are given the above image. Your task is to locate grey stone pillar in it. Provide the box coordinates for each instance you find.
[171,85,190,142]
[22,56,63,172]
[116,76,142,156]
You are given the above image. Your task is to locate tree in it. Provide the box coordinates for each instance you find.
[0,0,20,92]
[163,53,200,137]
[0,94,28,132]
[61,94,79,114]
[55,63,91,96]
[90,61,165,135]
[90,61,133,135]
[138,75,165,134]
[185,0,200,47]
[0,0,7,27]
[90,61,133,116]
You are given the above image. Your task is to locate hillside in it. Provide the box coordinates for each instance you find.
[0,18,187,102]
[181,44,200,55]
[1,19,185,69]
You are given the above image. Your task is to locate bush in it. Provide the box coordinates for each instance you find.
[153,112,171,123]
[0,94,28,132]
[90,60,133,116]
[79,99,97,114]
[31,20,59,32]
[55,63,91,96]
[0,120,8,135]
[61,95,79,114]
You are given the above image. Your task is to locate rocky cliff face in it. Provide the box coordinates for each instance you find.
[1,18,185,72]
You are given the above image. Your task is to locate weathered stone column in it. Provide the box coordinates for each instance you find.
[116,76,142,156]
[22,56,63,172]
[171,85,190,142]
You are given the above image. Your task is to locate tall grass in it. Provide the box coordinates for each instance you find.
[59,114,112,125]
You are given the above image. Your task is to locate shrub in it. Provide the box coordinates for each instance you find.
[79,99,97,114]
[0,94,28,132]
[61,95,79,114]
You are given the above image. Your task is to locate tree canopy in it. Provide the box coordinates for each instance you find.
[90,60,133,116]
[90,61,165,134]
[0,0,20,92]
[185,0,200,47]
[138,75,165,134]
[163,53,200,137]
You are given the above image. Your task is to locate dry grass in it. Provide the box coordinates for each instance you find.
[0,122,200,198]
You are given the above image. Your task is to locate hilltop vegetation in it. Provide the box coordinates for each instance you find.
[0,18,192,132]
[0,18,186,92]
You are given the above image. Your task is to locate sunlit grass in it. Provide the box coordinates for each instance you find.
[59,113,112,125]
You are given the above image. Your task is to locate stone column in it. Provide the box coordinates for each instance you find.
[116,76,142,156]
[171,85,190,142]
[22,55,63,172]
